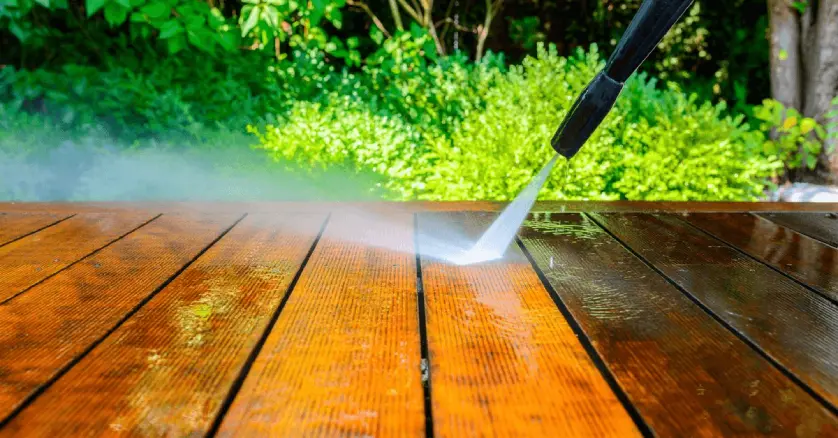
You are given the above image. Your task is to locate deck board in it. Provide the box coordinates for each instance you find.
[758,212,838,248]
[519,212,838,436]
[0,213,241,424]
[590,212,838,410]
[217,212,427,437]
[0,202,836,435]
[0,212,157,303]
[416,212,641,437]
[680,212,838,303]
[0,213,322,436]
[0,213,71,247]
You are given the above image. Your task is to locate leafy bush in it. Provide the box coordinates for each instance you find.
[254,43,784,202]
[753,99,829,171]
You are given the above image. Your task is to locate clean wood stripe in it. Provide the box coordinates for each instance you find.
[0,213,72,247]
[520,212,838,436]
[0,213,242,424]
[679,212,838,304]
[0,213,324,436]
[216,212,426,437]
[590,212,838,411]
[416,211,641,437]
[758,212,838,248]
[0,212,158,303]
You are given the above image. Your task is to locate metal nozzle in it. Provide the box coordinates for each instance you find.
[550,72,623,159]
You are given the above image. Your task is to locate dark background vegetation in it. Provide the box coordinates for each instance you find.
[1,0,836,201]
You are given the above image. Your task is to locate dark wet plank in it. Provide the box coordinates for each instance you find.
[0,213,323,436]
[218,213,426,436]
[0,213,71,247]
[680,213,838,303]
[519,212,838,436]
[758,212,838,248]
[591,212,838,410]
[0,213,241,423]
[0,212,157,303]
[415,212,640,437]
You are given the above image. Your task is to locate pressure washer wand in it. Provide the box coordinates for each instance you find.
[550,0,695,159]
[461,0,695,264]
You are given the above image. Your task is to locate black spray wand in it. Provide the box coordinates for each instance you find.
[461,0,696,264]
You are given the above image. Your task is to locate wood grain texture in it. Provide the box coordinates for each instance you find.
[0,213,241,423]
[591,212,838,410]
[0,212,156,303]
[0,213,70,247]
[759,212,838,248]
[680,212,838,303]
[0,213,324,436]
[520,212,838,437]
[217,213,426,437]
[416,211,640,437]
[2,201,837,214]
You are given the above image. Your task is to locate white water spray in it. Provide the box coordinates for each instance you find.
[448,153,560,265]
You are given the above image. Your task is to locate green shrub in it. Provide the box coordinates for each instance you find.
[254,43,783,201]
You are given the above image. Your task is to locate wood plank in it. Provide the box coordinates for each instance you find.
[1,201,837,214]
[0,213,324,436]
[0,213,242,423]
[680,212,838,303]
[0,212,158,303]
[758,212,838,248]
[520,212,838,436]
[591,212,838,410]
[217,212,426,437]
[0,213,71,247]
[415,211,641,437]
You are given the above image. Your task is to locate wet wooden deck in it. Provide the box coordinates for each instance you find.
[0,201,836,437]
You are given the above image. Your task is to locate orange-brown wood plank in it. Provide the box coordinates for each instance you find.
[0,213,71,247]
[0,212,158,303]
[0,213,323,436]
[680,212,838,303]
[759,212,838,248]
[416,212,641,437]
[0,213,242,423]
[591,212,838,410]
[520,212,838,436]
[217,212,426,436]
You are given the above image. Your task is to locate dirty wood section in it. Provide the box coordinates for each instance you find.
[0,202,836,437]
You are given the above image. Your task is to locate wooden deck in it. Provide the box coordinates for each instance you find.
[0,201,836,437]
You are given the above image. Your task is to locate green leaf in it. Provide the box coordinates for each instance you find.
[370,26,383,45]
[129,11,145,23]
[792,1,807,14]
[167,33,186,53]
[799,118,816,134]
[86,0,106,16]
[778,49,788,61]
[158,20,182,38]
[34,0,49,8]
[263,5,279,28]
[310,0,326,23]
[216,30,239,51]
[140,1,169,19]
[347,36,359,49]
[114,0,130,8]
[104,2,129,26]
[240,4,260,36]
[326,8,341,28]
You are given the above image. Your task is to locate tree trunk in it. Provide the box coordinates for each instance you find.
[767,0,838,183]
[768,0,802,110]
[802,0,838,180]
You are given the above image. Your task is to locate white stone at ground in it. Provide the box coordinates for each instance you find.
[769,183,838,202]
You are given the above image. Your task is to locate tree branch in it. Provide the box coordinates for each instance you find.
[347,0,392,38]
